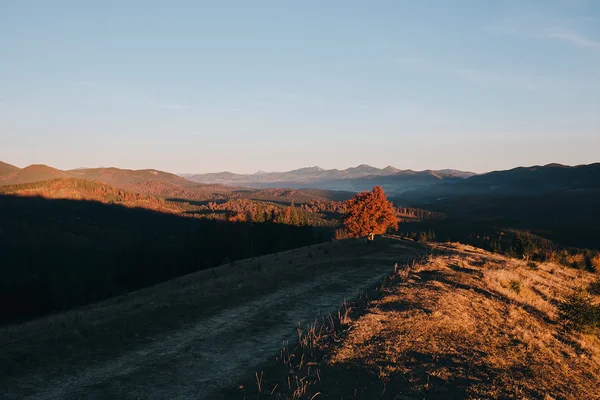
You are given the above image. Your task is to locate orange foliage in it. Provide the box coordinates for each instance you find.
[343,186,398,239]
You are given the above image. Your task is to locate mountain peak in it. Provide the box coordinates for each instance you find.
[1,164,68,185]
[294,166,324,172]
[0,160,20,178]
[543,163,569,168]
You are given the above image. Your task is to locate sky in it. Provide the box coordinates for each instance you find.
[1,0,599,174]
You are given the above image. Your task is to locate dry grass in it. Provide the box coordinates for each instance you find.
[248,241,600,399]
[328,243,600,399]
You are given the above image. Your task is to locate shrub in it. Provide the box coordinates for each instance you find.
[557,289,599,333]
[509,280,521,294]
[585,253,600,273]
[527,261,538,270]
[567,253,586,270]
[589,279,600,296]
[334,228,350,240]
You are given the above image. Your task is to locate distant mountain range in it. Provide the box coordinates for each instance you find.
[399,163,600,203]
[0,163,233,201]
[0,162,354,204]
[1,161,598,202]
[393,162,600,251]
[184,165,477,193]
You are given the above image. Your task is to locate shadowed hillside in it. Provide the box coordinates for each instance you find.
[401,163,600,201]
[0,195,326,324]
[392,163,600,251]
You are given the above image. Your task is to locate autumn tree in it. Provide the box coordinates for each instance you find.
[343,186,398,240]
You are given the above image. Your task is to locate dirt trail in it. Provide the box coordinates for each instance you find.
[2,241,421,399]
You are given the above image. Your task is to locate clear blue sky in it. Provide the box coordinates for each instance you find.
[1,0,599,174]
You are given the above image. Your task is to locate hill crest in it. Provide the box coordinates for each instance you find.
[0,164,68,185]
[0,161,20,178]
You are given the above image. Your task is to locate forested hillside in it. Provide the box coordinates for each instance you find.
[0,195,325,324]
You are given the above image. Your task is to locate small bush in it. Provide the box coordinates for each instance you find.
[557,289,599,333]
[587,253,600,273]
[334,228,350,240]
[527,261,538,270]
[567,253,586,270]
[589,279,600,296]
[509,280,521,294]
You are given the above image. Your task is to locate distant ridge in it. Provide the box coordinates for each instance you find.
[0,164,68,185]
[400,162,600,202]
[0,162,355,203]
[68,167,194,187]
[184,164,477,192]
[65,167,242,200]
[0,161,20,178]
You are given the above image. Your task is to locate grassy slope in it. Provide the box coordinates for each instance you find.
[247,241,600,399]
[0,239,421,394]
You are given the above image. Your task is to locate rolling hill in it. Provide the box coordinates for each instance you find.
[0,164,69,185]
[0,178,200,215]
[67,166,239,201]
[185,164,476,192]
[0,161,20,178]
[68,167,194,187]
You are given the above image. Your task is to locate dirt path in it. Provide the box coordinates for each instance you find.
[2,241,421,399]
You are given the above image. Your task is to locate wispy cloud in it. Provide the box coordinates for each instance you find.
[395,56,598,92]
[151,104,240,113]
[151,104,195,111]
[453,69,540,90]
[396,56,540,90]
[542,26,600,49]
[487,15,600,50]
